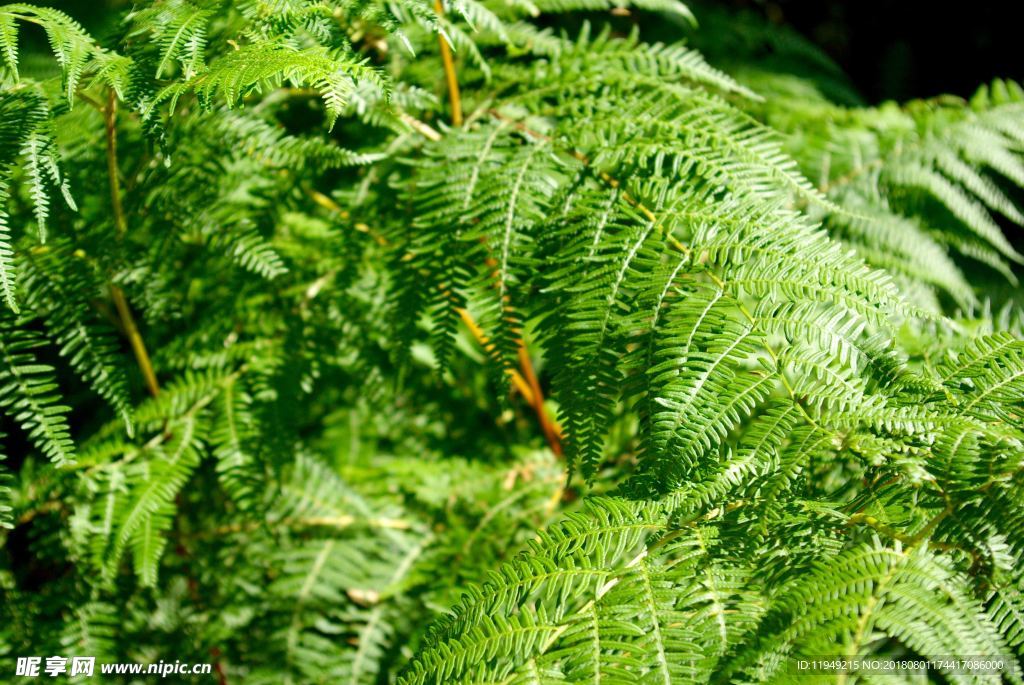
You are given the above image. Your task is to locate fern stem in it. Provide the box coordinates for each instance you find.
[398,111,442,141]
[479,232,563,455]
[517,345,563,456]
[109,286,160,398]
[457,306,553,429]
[846,505,964,556]
[105,91,127,239]
[433,0,463,126]
[195,515,414,538]
[104,90,160,399]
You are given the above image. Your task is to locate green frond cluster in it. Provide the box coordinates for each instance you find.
[2,0,1024,682]
[19,244,133,431]
[0,4,96,98]
[0,88,71,309]
[0,313,75,464]
[400,497,1023,684]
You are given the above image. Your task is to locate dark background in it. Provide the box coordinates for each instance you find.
[721,1,1023,103]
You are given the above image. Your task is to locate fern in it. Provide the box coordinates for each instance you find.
[19,244,133,431]
[0,88,68,309]
[2,0,1024,682]
[0,4,96,99]
[155,44,388,128]
[0,313,75,464]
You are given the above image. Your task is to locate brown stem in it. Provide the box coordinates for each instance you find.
[479,241,562,455]
[433,0,463,126]
[518,346,563,456]
[104,91,160,398]
[109,285,160,398]
[105,91,127,239]
[459,308,564,449]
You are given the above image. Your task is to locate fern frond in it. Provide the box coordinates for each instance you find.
[94,413,202,586]
[155,44,387,128]
[0,4,97,100]
[0,88,66,310]
[0,313,74,464]
[0,177,14,311]
[724,543,1014,684]
[20,246,133,432]
[128,0,213,79]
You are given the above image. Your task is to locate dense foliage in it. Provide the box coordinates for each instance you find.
[1,0,1023,682]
